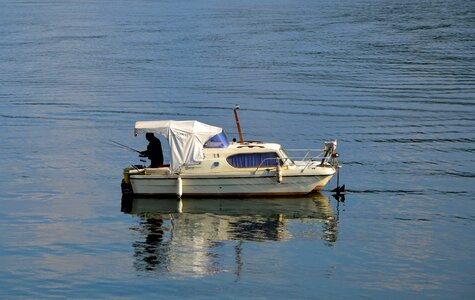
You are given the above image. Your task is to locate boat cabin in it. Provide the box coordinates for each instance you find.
[186,132,294,174]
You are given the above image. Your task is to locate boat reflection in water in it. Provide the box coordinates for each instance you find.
[121,193,339,277]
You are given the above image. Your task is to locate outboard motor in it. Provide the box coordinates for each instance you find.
[321,140,337,166]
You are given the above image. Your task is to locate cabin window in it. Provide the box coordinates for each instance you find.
[226,152,281,168]
[204,132,229,148]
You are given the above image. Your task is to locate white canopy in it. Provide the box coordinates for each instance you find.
[134,120,223,172]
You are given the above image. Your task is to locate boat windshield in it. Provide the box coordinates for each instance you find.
[204,132,229,148]
[279,148,295,165]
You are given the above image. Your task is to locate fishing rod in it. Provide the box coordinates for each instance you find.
[108,139,141,153]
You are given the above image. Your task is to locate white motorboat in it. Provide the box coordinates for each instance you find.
[122,108,341,197]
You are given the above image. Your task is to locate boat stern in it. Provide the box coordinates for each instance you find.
[122,166,146,195]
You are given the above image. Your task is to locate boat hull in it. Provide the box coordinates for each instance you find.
[129,173,334,197]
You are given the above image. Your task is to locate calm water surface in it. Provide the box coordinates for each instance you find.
[1,0,474,298]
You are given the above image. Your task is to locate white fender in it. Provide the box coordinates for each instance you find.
[177,176,183,198]
[277,164,283,183]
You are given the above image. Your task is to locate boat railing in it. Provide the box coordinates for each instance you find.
[254,142,338,173]
[286,147,339,171]
[286,149,327,162]
[253,157,289,173]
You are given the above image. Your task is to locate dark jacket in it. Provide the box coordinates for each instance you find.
[143,136,163,167]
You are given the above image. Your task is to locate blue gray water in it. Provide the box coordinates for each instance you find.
[1,0,474,298]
